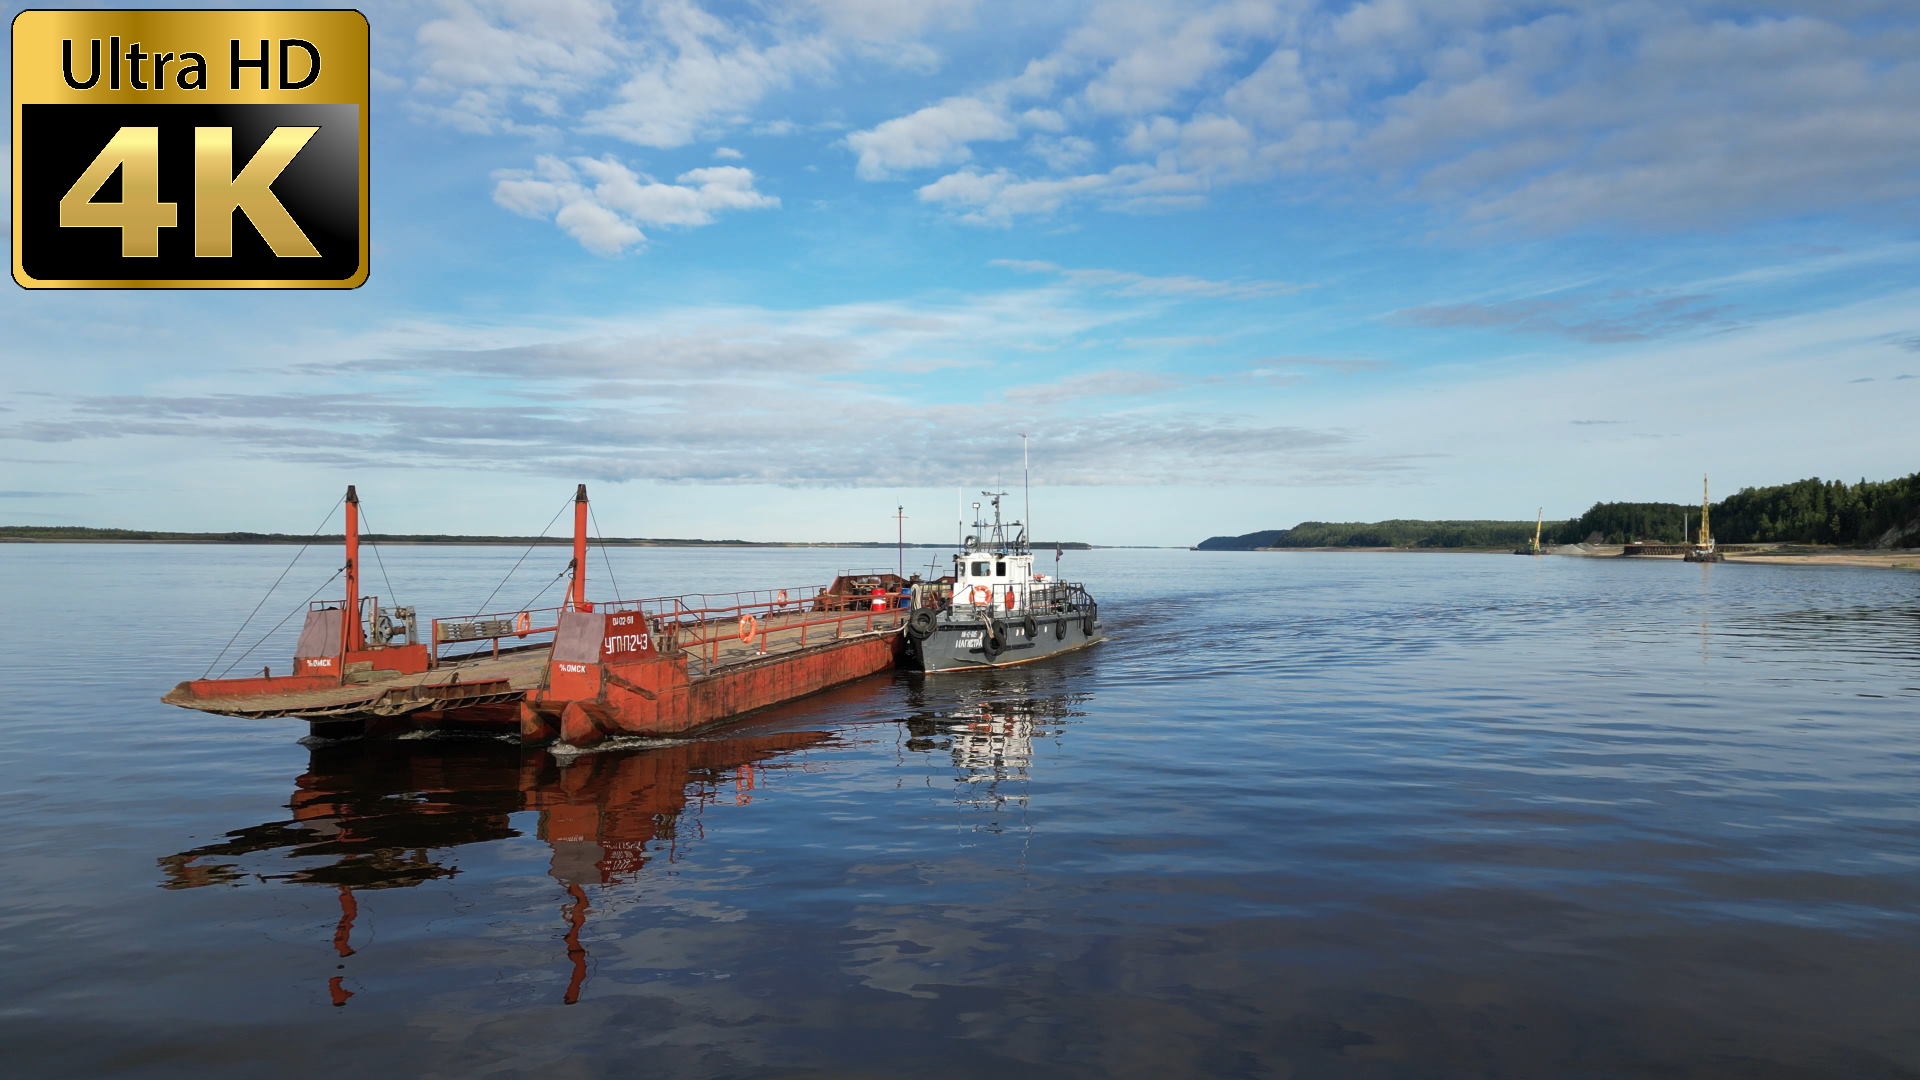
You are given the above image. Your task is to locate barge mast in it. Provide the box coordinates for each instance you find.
[342,485,361,656]
[569,483,589,611]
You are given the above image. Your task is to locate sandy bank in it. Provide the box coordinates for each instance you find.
[1556,545,1920,570]
[1241,545,1920,570]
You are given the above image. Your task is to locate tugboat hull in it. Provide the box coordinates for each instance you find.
[904,609,1103,672]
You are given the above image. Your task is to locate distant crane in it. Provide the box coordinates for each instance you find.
[1684,474,1723,563]
[1515,507,1544,556]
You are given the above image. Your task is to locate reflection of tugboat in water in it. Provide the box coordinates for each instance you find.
[901,491,1102,672]
[901,680,1090,827]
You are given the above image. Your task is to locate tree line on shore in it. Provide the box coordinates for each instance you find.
[0,524,1094,549]
[1198,471,1920,550]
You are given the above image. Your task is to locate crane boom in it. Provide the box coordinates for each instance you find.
[1699,475,1712,548]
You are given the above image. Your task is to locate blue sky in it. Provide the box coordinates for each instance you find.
[4,0,1918,545]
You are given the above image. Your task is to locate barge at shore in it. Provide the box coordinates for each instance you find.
[165,486,913,747]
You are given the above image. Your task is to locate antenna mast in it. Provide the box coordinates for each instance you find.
[894,505,907,577]
[1021,433,1031,551]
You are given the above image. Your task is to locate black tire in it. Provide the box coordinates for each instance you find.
[1081,603,1096,636]
[907,609,938,639]
[1022,614,1038,639]
[1054,617,1066,640]
[982,616,1003,657]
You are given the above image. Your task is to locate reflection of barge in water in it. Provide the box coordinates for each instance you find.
[164,485,914,747]
[158,729,831,1005]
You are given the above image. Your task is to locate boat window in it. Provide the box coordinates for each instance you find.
[971,561,990,576]
[996,561,1006,575]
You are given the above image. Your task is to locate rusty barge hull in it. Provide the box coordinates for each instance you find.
[519,605,906,748]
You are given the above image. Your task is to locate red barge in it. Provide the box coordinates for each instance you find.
[164,485,913,747]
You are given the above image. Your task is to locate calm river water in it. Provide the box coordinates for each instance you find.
[1,544,1917,1078]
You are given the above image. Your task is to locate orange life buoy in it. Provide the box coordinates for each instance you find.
[969,585,991,605]
[738,614,758,642]
[775,589,788,604]
[514,611,532,636]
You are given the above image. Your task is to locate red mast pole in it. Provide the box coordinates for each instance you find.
[342,485,361,655]
[570,484,590,611]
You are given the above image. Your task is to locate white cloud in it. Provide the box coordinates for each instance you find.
[492,156,778,255]
[1020,108,1068,132]
[581,2,835,148]
[918,169,1113,224]
[1221,47,1311,130]
[990,259,1311,299]
[848,1,1920,232]
[1079,0,1286,115]
[713,146,744,159]
[805,0,977,43]
[1004,369,1180,405]
[410,0,624,133]
[410,0,952,149]
[1027,134,1097,172]
[846,97,1018,179]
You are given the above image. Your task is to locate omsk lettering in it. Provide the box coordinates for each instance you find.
[306,657,335,667]
[60,38,320,91]
[556,663,588,674]
[602,634,651,655]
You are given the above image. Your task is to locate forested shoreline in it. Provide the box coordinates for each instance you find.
[1199,472,1920,551]
[0,525,1093,550]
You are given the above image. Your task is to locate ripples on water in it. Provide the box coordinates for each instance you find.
[1,545,1917,1077]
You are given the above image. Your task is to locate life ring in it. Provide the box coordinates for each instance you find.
[775,589,788,605]
[514,611,532,636]
[969,585,991,605]
[907,609,938,640]
[738,614,758,642]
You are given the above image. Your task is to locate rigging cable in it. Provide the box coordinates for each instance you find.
[466,495,573,618]
[355,507,402,613]
[516,566,571,616]
[216,567,346,678]
[202,493,345,677]
[443,565,570,664]
[589,504,622,602]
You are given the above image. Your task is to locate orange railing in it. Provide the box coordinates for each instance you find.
[602,586,907,669]
[429,583,920,669]
[430,605,567,665]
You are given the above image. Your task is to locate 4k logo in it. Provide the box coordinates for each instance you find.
[11,10,369,289]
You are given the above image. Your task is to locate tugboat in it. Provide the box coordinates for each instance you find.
[901,490,1101,672]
